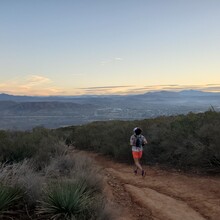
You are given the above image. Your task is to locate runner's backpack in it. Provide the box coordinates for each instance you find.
[136,135,142,148]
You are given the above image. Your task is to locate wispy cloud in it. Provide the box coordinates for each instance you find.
[80,85,133,90]
[78,84,220,95]
[0,74,63,96]
[100,57,123,66]
[142,84,220,93]
[114,57,123,61]
[79,85,134,95]
[1,79,220,96]
[202,86,220,92]
[27,75,51,84]
[205,84,220,86]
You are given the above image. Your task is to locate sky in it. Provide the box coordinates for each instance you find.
[0,0,220,96]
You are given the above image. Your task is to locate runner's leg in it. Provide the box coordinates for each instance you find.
[134,158,143,171]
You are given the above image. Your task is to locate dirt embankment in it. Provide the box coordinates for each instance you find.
[74,150,220,220]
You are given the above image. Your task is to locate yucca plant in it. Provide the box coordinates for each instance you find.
[0,160,44,208]
[37,180,95,220]
[0,184,23,215]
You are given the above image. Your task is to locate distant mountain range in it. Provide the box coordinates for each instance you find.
[0,101,96,116]
[1,90,220,102]
[0,90,219,130]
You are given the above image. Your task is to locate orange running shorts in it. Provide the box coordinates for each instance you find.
[132,151,143,159]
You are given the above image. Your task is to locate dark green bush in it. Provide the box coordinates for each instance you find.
[0,127,115,219]
[0,127,64,166]
[0,183,23,215]
[37,180,98,220]
[68,111,220,173]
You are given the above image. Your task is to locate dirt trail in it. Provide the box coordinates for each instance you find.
[74,150,220,220]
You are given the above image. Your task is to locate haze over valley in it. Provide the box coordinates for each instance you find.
[1,90,219,130]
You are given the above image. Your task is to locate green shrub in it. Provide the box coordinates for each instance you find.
[0,127,66,166]
[37,179,101,220]
[67,111,220,173]
[0,127,114,219]
[44,154,75,178]
[0,184,23,215]
[0,160,44,208]
[45,154,103,194]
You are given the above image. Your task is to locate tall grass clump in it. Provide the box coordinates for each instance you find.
[37,179,100,220]
[42,154,113,219]
[0,184,23,216]
[45,154,103,195]
[0,126,116,219]
[0,160,44,209]
[0,153,113,219]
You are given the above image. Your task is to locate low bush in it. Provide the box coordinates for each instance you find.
[67,111,220,173]
[0,127,116,219]
[37,179,102,220]
[0,127,66,168]
[45,154,103,194]
[0,154,112,219]
[0,184,23,216]
[0,160,44,208]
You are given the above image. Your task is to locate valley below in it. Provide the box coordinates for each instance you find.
[1,90,219,130]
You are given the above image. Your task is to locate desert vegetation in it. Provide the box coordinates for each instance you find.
[68,110,220,173]
[0,110,219,219]
[0,127,113,219]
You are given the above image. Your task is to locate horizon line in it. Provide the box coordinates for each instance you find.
[1,88,220,97]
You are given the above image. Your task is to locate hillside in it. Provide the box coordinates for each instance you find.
[0,101,96,115]
[75,150,220,220]
[66,110,220,173]
[0,111,219,219]
[0,101,98,130]
[0,90,220,130]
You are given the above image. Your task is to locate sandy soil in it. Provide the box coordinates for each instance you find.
[74,150,220,220]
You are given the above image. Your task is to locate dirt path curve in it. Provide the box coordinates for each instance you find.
[74,150,220,220]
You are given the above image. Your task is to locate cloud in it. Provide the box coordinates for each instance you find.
[76,84,220,95]
[1,78,220,96]
[119,88,149,95]
[80,85,133,90]
[202,86,220,92]
[100,57,123,66]
[78,85,134,95]
[142,84,220,93]
[205,84,220,86]
[27,75,51,84]
[114,57,123,61]
[0,74,63,96]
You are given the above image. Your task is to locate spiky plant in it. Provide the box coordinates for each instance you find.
[0,160,44,208]
[0,184,23,214]
[37,180,96,220]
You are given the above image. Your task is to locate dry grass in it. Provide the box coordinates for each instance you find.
[0,144,114,219]
[44,154,103,193]
[0,160,44,207]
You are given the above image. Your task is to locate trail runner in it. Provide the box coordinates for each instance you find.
[130,127,147,176]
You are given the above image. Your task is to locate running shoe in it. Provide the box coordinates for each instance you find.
[141,170,146,177]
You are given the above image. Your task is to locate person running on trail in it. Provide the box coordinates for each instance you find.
[130,127,147,176]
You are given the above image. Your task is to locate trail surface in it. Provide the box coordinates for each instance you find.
[74,150,220,220]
